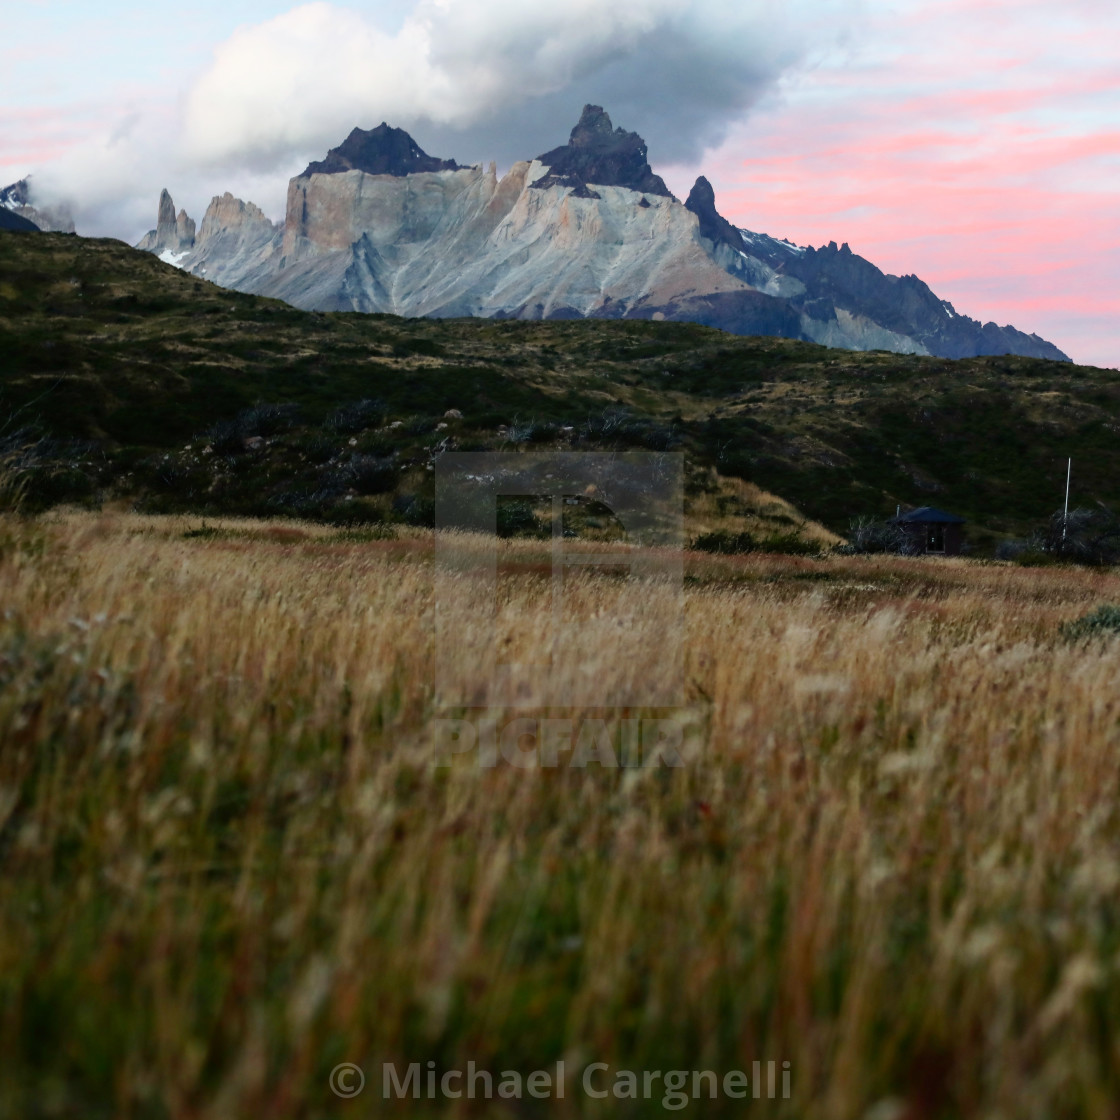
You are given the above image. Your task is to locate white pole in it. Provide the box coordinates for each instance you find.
[1062,457,1071,542]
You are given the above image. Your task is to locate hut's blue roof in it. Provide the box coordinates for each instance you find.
[891,506,965,525]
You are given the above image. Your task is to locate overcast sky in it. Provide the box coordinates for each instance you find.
[3,0,1117,367]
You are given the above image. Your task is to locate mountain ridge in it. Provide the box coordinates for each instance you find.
[123,107,1070,363]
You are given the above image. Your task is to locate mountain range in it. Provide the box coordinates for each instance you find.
[0,179,75,234]
[102,107,1070,361]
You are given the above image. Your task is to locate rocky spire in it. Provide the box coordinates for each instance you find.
[685,176,743,255]
[301,123,462,177]
[136,188,196,254]
[156,189,177,245]
[176,209,196,248]
[532,105,672,198]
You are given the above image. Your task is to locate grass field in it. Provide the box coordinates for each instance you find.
[4,508,1120,1117]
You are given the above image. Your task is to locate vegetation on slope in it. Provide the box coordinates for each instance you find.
[2,232,1118,551]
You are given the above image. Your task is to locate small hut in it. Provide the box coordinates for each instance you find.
[890,506,965,556]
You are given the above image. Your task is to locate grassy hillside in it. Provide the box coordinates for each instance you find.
[2,231,1118,550]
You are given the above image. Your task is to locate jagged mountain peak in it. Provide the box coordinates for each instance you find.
[1,178,31,208]
[685,176,744,255]
[1,176,76,233]
[131,106,1069,362]
[302,123,462,178]
[533,105,672,198]
[136,187,195,258]
[568,104,617,146]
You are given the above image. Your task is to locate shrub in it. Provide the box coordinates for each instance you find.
[1038,508,1120,566]
[208,403,300,454]
[243,403,300,438]
[402,415,438,437]
[842,516,918,555]
[496,498,547,539]
[757,531,824,557]
[0,428,36,512]
[401,497,435,528]
[994,539,1030,561]
[208,419,248,456]
[347,455,398,496]
[1061,605,1120,641]
[297,434,337,465]
[691,530,755,555]
[504,417,540,443]
[327,399,384,435]
[330,524,396,542]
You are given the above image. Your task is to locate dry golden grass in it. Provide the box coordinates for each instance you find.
[4,509,1120,1118]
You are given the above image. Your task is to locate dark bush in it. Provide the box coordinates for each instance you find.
[327,399,384,434]
[496,497,547,538]
[392,337,445,358]
[347,455,398,496]
[994,539,1030,561]
[402,415,438,436]
[756,531,824,557]
[209,419,247,456]
[691,530,755,554]
[841,516,919,555]
[1039,507,1120,566]
[243,403,300,437]
[1061,605,1120,641]
[208,403,300,453]
[298,434,338,465]
[400,496,436,528]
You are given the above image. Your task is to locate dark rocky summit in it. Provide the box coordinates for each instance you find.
[686,175,745,254]
[302,123,462,177]
[0,179,32,210]
[532,105,672,198]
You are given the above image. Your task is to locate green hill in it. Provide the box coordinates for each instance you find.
[2,231,1117,552]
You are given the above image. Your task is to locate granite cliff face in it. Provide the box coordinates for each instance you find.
[136,189,282,281]
[133,107,1069,361]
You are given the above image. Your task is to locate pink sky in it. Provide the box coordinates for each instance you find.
[673,0,1120,367]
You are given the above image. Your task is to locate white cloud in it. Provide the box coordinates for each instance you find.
[182,0,852,170]
[19,0,855,240]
